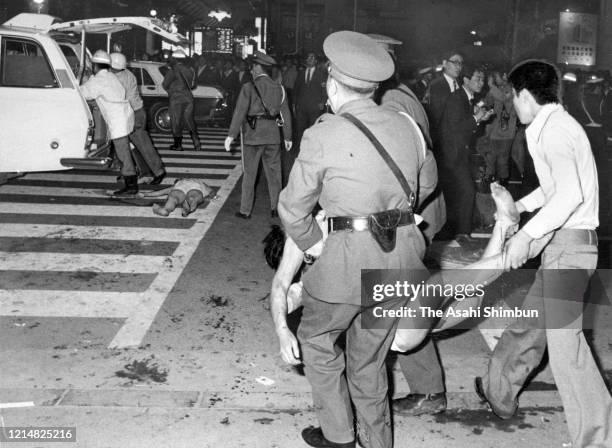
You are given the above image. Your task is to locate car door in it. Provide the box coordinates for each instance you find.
[0,34,91,173]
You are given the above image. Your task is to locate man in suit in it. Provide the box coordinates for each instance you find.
[426,51,464,150]
[439,64,493,242]
[293,52,327,148]
[195,54,220,85]
[279,31,427,448]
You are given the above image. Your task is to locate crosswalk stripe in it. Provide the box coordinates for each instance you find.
[0,290,140,318]
[11,174,227,187]
[0,126,244,348]
[0,252,167,274]
[108,163,243,348]
[0,202,194,217]
[0,224,189,242]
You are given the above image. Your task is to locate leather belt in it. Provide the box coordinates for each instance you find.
[328,210,414,233]
[551,229,598,246]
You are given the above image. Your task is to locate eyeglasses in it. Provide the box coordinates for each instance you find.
[447,59,463,66]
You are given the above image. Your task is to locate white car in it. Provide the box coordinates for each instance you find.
[0,13,189,174]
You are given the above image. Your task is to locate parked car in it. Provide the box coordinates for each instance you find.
[127,61,229,133]
[0,13,189,174]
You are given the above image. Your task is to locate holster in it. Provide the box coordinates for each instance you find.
[368,209,402,253]
[246,115,258,130]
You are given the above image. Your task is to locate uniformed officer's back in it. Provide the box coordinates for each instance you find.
[302,102,422,218]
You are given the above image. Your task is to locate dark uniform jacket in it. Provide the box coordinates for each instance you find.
[162,63,195,101]
[228,74,292,146]
[278,99,427,305]
[439,87,478,166]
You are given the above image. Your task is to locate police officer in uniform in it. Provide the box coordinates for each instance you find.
[162,50,201,152]
[224,52,292,219]
[278,31,428,448]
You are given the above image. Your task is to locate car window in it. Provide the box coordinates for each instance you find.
[127,66,142,85]
[1,37,58,88]
[59,44,79,76]
[142,67,154,86]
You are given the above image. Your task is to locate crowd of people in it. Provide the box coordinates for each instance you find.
[216,32,610,448]
[81,34,610,448]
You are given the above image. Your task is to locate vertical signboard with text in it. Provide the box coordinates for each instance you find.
[557,11,597,66]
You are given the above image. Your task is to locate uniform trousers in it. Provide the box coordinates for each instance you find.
[481,230,612,448]
[113,136,135,177]
[130,108,164,177]
[298,291,405,448]
[169,95,197,137]
[240,144,282,215]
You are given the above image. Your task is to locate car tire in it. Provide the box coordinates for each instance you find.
[150,102,172,134]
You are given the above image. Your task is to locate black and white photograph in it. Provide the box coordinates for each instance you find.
[0,0,610,447]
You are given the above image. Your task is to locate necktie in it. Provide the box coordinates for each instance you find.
[453,80,459,92]
[307,68,312,84]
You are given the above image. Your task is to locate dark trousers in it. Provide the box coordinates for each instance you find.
[113,136,135,177]
[440,153,475,236]
[398,337,445,395]
[169,96,197,137]
[485,138,513,179]
[130,108,164,177]
[240,144,282,215]
[298,291,404,448]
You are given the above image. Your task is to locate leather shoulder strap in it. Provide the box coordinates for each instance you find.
[342,112,415,206]
[250,80,271,115]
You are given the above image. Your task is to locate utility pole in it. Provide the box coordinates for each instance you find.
[353,0,357,30]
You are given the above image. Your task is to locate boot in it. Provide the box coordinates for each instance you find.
[169,136,183,151]
[191,132,201,151]
[113,175,139,197]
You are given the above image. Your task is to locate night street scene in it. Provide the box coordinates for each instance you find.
[1,0,612,447]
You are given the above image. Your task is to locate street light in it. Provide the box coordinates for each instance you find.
[33,0,44,14]
[150,9,157,17]
[208,9,231,22]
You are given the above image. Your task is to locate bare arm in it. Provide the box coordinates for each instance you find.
[270,237,304,365]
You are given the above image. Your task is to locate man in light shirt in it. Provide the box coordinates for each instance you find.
[110,53,166,186]
[475,59,611,448]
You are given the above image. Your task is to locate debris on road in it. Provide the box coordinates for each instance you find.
[115,356,168,383]
[207,295,229,307]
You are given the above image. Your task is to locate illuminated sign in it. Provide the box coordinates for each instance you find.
[195,27,233,53]
[557,12,597,66]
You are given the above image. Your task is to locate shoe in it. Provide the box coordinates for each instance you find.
[191,131,202,151]
[234,211,251,219]
[301,427,355,448]
[169,136,183,151]
[474,377,517,419]
[392,392,447,416]
[270,209,278,218]
[150,171,166,185]
[113,175,139,197]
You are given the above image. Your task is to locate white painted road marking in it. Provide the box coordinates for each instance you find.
[0,128,243,348]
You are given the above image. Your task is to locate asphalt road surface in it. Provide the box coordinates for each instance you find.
[0,128,610,447]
